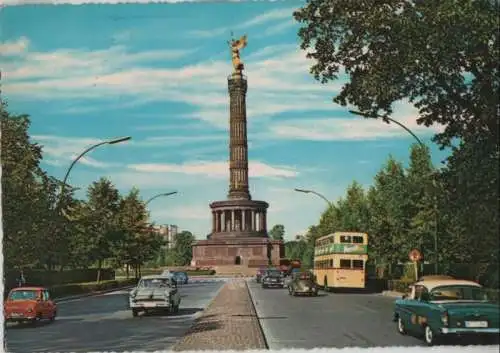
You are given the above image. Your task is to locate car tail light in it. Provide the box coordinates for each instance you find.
[441,311,449,326]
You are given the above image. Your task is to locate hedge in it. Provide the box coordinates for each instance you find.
[116,268,216,277]
[4,268,115,289]
[387,279,499,302]
[49,278,138,298]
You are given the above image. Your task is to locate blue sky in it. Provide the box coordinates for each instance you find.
[1,2,449,240]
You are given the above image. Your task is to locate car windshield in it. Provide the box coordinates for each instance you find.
[139,278,171,288]
[430,285,490,301]
[9,290,38,301]
[173,272,185,277]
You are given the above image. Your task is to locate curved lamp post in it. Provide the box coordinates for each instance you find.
[57,136,131,211]
[349,110,425,148]
[349,110,438,274]
[145,191,178,206]
[294,188,334,208]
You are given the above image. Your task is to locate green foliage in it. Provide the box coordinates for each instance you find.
[170,231,196,266]
[294,0,499,148]
[1,104,168,281]
[269,224,285,240]
[49,278,138,298]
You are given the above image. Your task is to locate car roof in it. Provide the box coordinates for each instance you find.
[10,286,45,291]
[414,279,482,291]
[419,275,454,281]
[141,274,171,279]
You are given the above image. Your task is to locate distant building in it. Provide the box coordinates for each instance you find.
[152,224,178,249]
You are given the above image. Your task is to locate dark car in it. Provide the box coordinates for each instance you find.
[288,271,319,296]
[262,269,284,288]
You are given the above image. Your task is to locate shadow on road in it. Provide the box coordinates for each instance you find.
[143,307,204,317]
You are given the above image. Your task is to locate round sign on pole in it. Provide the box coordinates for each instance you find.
[409,248,422,262]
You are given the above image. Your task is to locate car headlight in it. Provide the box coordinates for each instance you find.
[27,308,33,313]
[441,311,449,326]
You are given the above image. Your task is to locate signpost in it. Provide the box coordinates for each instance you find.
[409,249,423,281]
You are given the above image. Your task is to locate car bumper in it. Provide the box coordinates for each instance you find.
[263,282,284,287]
[129,301,171,309]
[441,328,500,334]
[5,315,36,322]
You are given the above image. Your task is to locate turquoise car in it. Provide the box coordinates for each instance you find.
[393,279,499,346]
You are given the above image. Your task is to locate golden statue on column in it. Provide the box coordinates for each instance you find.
[228,34,248,74]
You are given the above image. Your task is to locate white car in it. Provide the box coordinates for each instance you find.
[129,275,181,317]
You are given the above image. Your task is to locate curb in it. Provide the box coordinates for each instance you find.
[381,290,404,298]
[54,285,135,303]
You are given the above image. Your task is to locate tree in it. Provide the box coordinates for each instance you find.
[405,144,439,263]
[1,104,53,270]
[81,177,121,282]
[294,0,499,148]
[367,156,410,268]
[113,187,151,277]
[269,224,285,241]
[336,181,371,232]
[171,231,196,266]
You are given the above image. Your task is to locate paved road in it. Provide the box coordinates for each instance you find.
[5,280,226,353]
[248,280,424,349]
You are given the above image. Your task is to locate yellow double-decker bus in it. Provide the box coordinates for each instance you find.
[313,232,368,290]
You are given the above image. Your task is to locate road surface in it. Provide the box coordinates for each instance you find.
[5,280,226,353]
[247,280,424,349]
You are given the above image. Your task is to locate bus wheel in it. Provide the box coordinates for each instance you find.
[323,276,329,292]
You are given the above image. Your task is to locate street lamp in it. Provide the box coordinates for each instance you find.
[57,136,132,212]
[349,110,439,274]
[145,191,178,206]
[349,110,425,148]
[294,188,334,208]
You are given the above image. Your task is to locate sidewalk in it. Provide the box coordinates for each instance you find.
[172,279,267,351]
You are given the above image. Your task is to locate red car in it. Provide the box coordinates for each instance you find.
[4,287,57,324]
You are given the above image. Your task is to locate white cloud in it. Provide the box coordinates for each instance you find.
[269,100,446,141]
[32,134,124,169]
[186,7,297,38]
[0,37,29,56]
[127,160,298,179]
[3,36,345,130]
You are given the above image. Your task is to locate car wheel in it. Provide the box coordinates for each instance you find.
[424,325,438,346]
[397,316,406,335]
[132,309,139,317]
[50,311,57,322]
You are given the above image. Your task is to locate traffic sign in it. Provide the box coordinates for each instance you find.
[409,248,422,262]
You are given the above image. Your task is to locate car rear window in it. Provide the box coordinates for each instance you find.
[9,290,38,301]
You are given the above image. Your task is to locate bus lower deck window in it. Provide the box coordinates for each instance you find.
[340,259,351,268]
[340,236,351,243]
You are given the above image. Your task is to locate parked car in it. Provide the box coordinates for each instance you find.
[288,271,319,296]
[393,278,500,346]
[4,287,57,324]
[173,271,189,284]
[129,275,181,317]
[261,269,284,288]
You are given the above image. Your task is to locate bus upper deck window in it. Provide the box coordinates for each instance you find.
[340,236,351,243]
[352,236,364,244]
[352,260,364,269]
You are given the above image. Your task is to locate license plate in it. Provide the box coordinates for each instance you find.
[11,313,22,317]
[465,321,488,328]
[142,303,156,308]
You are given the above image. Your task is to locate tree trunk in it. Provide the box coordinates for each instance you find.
[126,264,130,279]
[97,259,102,283]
